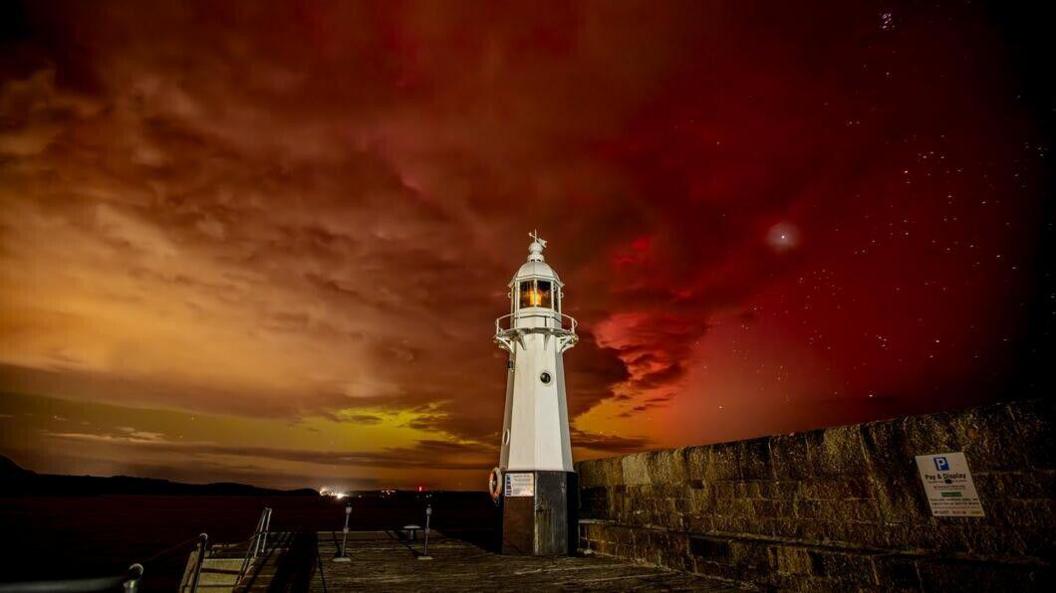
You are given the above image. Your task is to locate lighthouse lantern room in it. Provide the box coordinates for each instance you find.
[491,231,578,555]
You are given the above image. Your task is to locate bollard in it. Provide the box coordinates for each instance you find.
[417,504,433,560]
[333,504,352,562]
[123,564,144,593]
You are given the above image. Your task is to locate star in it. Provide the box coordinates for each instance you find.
[767,222,801,252]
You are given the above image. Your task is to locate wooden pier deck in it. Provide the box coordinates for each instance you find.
[218,530,744,592]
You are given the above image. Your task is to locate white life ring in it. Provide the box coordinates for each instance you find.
[488,467,503,503]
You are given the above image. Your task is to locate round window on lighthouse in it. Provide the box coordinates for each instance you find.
[539,371,552,385]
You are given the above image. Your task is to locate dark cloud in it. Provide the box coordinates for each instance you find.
[2,447,385,491]
[570,429,651,455]
[41,431,495,472]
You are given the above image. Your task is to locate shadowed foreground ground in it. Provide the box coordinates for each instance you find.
[0,494,490,592]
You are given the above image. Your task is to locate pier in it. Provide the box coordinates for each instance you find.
[184,530,742,592]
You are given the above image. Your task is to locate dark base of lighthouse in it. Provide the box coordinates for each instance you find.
[497,471,577,556]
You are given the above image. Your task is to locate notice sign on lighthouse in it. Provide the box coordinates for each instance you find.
[915,452,985,517]
[504,473,535,497]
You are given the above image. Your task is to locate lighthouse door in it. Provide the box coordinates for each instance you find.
[532,472,576,555]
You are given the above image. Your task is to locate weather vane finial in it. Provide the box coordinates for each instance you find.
[529,229,547,249]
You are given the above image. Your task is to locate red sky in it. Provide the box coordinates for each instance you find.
[0,1,1050,490]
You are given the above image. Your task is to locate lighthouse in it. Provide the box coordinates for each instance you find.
[490,231,578,555]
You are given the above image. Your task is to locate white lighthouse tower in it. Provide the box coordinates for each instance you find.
[490,231,578,555]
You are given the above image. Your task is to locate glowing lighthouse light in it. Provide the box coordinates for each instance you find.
[490,231,578,555]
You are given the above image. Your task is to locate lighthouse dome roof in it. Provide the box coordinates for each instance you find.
[510,233,562,284]
[513,259,560,283]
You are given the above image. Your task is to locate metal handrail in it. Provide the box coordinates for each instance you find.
[260,507,272,552]
[187,534,208,593]
[495,312,577,335]
[0,564,143,593]
[237,507,272,582]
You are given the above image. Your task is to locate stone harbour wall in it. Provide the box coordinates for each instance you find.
[575,399,1054,592]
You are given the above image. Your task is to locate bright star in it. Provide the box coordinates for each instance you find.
[767,222,801,252]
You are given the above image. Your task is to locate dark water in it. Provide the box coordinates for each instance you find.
[0,493,495,591]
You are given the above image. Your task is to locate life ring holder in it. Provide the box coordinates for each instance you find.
[488,467,503,504]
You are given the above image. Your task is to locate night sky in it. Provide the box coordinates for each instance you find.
[1,1,1052,490]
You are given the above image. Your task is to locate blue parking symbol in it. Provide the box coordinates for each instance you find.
[934,456,950,471]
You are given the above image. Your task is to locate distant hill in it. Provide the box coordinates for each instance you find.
[0,455,319,497]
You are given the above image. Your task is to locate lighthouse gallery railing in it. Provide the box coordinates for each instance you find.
[495,312,577,335]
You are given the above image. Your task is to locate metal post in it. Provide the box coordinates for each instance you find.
[123,564,144,593]
[189,533,208,593]
[333,504,352,562]
[418,505,433,560]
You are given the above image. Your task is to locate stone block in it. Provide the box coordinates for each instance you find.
[800,476,873,500]
[806,424,870,477]
[576,455,623,488]
[646,448,688,484]
[728,540,770,577]
[1010,398,1056,470]
[691,559,741,582]
[752,498,790,518]
[689,535,731,561]
[917,558,1053,593]
[578,486,609,519]
[795,498,825,519]
[621,452,652,486]
[711,480,738,502]
[682,512,713,534]
[683,445,710,482]
[788,575,873,593]
[799,479,871,501]
[706,442,745,482]
[900,411,961,454]
[870,556,922,592]
[686,483,715,513]
[647,531,692,571]
[960,521,1025,556]
[757,517,799,539]
[772,433,811,480]
[710,513,753,534]
[860,423,931,523]
[813,550,877,585]
[773,480,800,498]
[836,498,882,523]
[961,406,1030,471]
[767,517,809,540]
[770,545,816,575]
[976,469,1054,500]
[740,437,774,480]
[795,518,853,546]
[844,521,912,550]
[993,499,1055,558]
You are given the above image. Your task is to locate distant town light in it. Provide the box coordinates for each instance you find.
[320,485,349,500]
